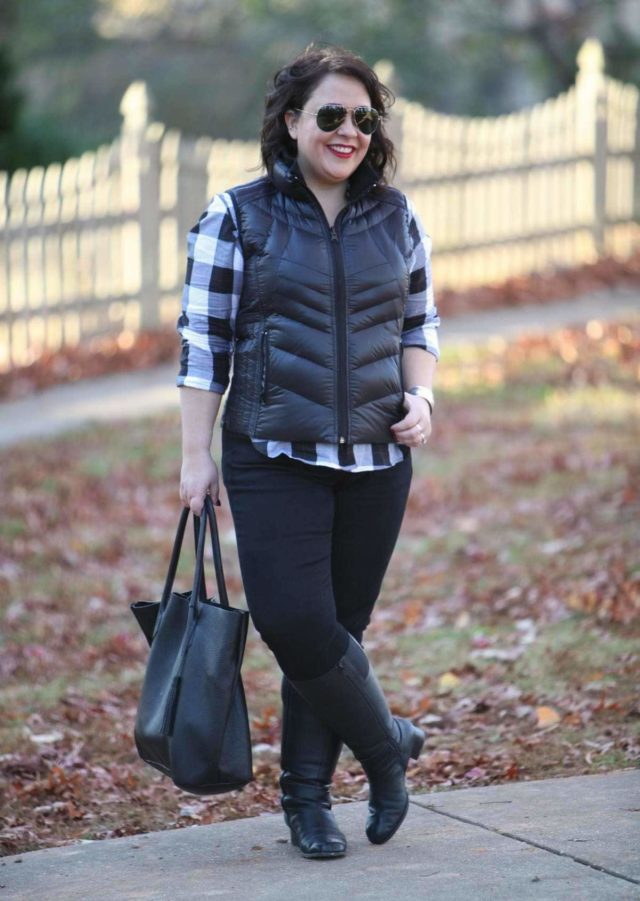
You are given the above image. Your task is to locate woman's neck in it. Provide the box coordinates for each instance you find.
[309,182,348,227]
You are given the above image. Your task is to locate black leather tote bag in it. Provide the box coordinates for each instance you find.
[131,497,253,795]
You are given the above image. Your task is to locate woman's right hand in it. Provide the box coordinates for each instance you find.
[180,449,220,515]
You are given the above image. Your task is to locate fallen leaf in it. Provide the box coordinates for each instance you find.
[419,714,445,727]
[471,647,523,662]
[438,672,461,691]
[27,732,64,745]
[536,706,561,727]
[464,766,487,780]
[66,801,84,820]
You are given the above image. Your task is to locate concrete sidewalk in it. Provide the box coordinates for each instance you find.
[1,770,638,900]
[0,284,637,448]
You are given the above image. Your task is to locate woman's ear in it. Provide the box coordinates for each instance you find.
[284,109,298,139]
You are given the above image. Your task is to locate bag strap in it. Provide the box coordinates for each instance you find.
[204,496,229,608]
[192,496,230,610]
[193,516,208,602]
[189,501,209,617]
[158,497,228,616]
[158,505,190,614]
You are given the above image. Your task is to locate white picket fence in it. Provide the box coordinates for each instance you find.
[1,39,638,371]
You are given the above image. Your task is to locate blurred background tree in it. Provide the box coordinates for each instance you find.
[1,0,639,172]
[0,0,84,169]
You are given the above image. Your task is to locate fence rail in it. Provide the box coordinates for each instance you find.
[1,39,638,371]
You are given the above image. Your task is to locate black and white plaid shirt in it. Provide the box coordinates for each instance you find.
[177,191,440,472]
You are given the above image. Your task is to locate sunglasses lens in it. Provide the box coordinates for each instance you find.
[312,105,380,135]
[354,107,379,135]
[316,105,347,132]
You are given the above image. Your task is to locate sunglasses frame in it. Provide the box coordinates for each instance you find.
[294,104,380,136]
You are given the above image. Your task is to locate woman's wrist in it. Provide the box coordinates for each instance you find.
[406,385,434,415]
[182,445,214,460]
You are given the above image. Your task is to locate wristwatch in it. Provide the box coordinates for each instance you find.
[407,385,435,415]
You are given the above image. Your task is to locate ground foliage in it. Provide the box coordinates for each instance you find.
[438,251,640,316]
[0,316,639,856]
[0,330,178,402]
[1,253,639,402]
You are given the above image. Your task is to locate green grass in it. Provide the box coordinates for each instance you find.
[511,618,639,694]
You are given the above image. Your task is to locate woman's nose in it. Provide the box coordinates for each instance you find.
[336,113,358,138]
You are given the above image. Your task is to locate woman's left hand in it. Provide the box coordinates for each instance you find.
[390,392,432,447]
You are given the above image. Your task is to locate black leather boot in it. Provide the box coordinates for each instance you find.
[280,676,347,859]
[290,635,424,845]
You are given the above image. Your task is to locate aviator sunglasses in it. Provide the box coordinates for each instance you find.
[294,103,380,136]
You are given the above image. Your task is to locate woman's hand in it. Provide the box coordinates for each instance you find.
[180,449,220,515]
[390,393,432,448]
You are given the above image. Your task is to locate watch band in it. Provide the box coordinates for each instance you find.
[408,385,434,414]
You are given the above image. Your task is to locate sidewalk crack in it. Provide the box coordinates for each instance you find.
[409,800,640,887]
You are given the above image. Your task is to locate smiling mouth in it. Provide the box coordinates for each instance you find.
[328,145,356,159]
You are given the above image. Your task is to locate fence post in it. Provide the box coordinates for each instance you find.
[576,39,607,256]
[119,81,163,330]
[633,92,640,230]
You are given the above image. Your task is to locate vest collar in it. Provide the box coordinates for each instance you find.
[271,156,379,205]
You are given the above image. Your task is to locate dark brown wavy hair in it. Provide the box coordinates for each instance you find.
[261,44,396,183]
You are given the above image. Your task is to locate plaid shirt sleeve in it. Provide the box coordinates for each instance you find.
[401,197,440,360]
[176,192,243,394]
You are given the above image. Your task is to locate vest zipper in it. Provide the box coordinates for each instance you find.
[291,176,351,443]
[329,222,349,444]
[260,328,271,404]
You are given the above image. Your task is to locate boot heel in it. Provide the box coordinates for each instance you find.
[409,728,425,760]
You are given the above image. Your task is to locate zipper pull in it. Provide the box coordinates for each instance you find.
[330,226,338,242]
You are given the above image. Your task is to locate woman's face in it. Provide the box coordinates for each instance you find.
[285,73,373,193]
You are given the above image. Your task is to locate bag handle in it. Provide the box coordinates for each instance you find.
[158,505,190,614]
[157,497,228,618]
[192,496,230,610]
[193,516,207,603]
[177,498,227,680]
[207,497,230,608]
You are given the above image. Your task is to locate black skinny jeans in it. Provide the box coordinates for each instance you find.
[221,429,413,681]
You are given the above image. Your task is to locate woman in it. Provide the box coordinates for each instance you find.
[177,44,440,859]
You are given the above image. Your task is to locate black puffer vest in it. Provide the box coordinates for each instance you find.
[222,159,413,444]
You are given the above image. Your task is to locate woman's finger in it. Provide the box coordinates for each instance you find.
[392,421,422,438]
[390,416,420,434]
[190,496,205,516]
[390,417,410,431]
